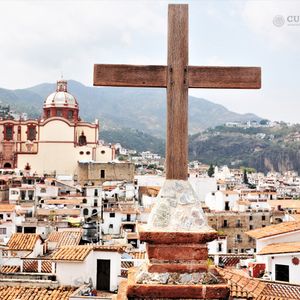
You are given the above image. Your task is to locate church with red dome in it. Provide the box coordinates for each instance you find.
[0,79,114,175]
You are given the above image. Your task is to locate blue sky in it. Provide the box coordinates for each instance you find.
[0,0,299,123]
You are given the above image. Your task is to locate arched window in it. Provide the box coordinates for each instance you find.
[4,125,13,141]
[3,162,12,169]
[83,208,89,216]
[27,125,37,141]
[56,109,62,117]
[78,131,87,146]
[67,110,74,120]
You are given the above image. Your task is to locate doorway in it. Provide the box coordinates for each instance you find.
[97,259,110,291]
[275,264,289,282]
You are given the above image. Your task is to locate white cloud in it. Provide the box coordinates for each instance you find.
[0,0,167,88]
[241,0,300,50]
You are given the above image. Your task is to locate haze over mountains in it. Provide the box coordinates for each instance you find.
[0,80,261,138]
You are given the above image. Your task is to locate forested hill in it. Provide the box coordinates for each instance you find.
[189,124,300,174]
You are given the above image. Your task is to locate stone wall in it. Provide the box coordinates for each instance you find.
[206,210,272,253]
[77,162,135,185]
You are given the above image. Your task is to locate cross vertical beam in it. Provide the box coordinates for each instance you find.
[166,4,189,180]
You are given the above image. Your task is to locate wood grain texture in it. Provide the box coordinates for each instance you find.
[93,64,167,87]
[166,4,189,180]
[189,66,261,89]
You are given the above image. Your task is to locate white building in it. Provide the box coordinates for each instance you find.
[53,245,123,291]
[0,204,16,242]
[247,221,300,284]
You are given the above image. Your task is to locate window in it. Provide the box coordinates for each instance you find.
[236,234,242,243]
[83,208,89,216]
[56,109,62,117]
[225,201,230,211]
[0,214,3,219]
[236,220,241,227]
[94,199,98,207]
[78,132,87,146]
[92,209,98,215]
[223,220,228,227]
[40,188,46,193]
[275,264,289,282]
[28,191,34,200]
[110,212,115,218]
[27,125,36,141]
[83,198,87,204]
[100,170,105,179]
[4,125,13,141]
[101,150,106,154]
[79,151,84,155]
[109,224,113,229]
[249,225,253,230]
[86,151,90,155]
[249,215,253,221]
[94,189,98,197]
[218,242,222,252]
[21,191,26,200]
[262,215,266,221]
[0,228,7,234]
[67,110,73,119]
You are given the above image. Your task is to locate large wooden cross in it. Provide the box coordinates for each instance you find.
[94,4,261,181]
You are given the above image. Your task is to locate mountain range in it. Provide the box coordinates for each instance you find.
[0,80,261,138]
[4,80,298,174]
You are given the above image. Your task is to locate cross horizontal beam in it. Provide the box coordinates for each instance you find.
[94,64,261,89]
[93,64,166,88]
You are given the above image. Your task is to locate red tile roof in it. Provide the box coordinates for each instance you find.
[51,245,92,261]
[258,242,300,255]
[7,233,41,251]
[218,267,300,299]
[246,221,300,239]
[0,204,15,212]
[47,229,83,248]
[0,286,75,300]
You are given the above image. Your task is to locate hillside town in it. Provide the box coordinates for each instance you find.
[0,78,300,299]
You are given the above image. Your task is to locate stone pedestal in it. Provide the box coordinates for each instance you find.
[117,180,229,299]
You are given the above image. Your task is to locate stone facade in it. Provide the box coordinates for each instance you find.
[206,210,272,253]
[77,162,135,185]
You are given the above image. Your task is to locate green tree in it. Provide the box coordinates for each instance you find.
[207,164,214,177]
[243,169,249,185]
